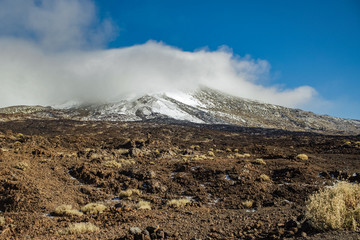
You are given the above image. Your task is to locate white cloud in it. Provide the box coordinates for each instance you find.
[0,0,318,109]
[0,0,116,50]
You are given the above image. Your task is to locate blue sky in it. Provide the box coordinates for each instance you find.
[0,0,359,119]
[95,0,360,119]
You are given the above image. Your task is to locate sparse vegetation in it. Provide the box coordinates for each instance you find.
[296,154,308,160]
[54,205,83,217]
[208,151,215,157]
[137,200,151,210]
[119,189,141,199]
[103,159,135,168]
[167,199,191,208]
[14,161,29,170]
[242,200,253,208]
[254,158,266,165]
[190,145,200,150]
[234,153,251,159]
[103,160,122,168]
[61,222,99,234]
[259,174,271,182]
[306,182,360,231]
[81,203,107,214]
[0,216,5,226]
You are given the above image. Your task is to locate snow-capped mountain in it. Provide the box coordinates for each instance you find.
[1,87,360,135]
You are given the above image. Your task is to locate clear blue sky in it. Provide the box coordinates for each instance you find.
[94,0,360,119]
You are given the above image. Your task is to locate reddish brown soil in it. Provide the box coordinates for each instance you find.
[0,120,360,240]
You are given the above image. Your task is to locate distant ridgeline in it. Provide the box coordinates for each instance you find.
[0,88,359,135]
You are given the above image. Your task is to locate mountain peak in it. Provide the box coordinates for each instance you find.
[0,88,359,135]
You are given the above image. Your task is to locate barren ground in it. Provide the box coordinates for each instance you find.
[0,120,360,239]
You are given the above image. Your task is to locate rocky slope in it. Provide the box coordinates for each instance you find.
[1,88,359,135]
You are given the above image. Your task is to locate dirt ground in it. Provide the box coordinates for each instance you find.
[0,120,360,240]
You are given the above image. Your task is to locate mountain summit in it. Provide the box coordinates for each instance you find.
[1,88,359,135]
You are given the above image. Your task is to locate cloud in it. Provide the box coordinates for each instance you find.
[0,0,318,109]
[0,0,117,51]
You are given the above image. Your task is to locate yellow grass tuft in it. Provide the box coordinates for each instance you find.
[0,216,5,226]
[259,174,271,182]
[296,154,308,160]
[54,205,83,217]
[208,151,215,157]
[61,222,99,234]
[137,200,151,210]
[190,145,200,150]
[306,182,360,231]
[81,203,107,214]
[119,189,141,199]
[242,200,253,208]
[167,199,191,208]
[14,161,29,171]
[103,160,122,168]
[254,158,266,165]
[103,159,135,169]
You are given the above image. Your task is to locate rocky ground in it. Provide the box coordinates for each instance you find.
[0,120,360,239]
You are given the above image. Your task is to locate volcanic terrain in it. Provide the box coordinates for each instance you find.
[0,118,360,239]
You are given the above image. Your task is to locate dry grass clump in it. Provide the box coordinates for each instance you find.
[54,205,83,217]
[0,216,5,226]
[208,151,215,157]
[190,145,200,150]
[61,222,99,234]
[192,155,209,161]
[103,159,135,169]
[137,200,151,210]
[103,160,122,168]
[306,182,360,231]
[259,174,271,182]
[167,199,191,208]
[14,161,29,171]
[81,203,107,214]
[254,158,266,165]
[234,153,251,159]
[296,154,308,160]
[119,189,141,199]
[242,200,253,208]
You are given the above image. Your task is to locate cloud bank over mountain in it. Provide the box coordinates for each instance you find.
[0,0,318,109]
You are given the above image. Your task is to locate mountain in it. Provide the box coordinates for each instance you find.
[1,87,359,135]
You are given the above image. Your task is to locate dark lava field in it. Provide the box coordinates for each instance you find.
[0,120,360,239]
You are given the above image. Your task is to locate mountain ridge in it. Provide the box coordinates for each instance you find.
[1,88,359,135]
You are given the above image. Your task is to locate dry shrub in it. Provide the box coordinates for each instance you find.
[81,203,107,214]
[306,182,360,231]
[61,222,99,234]
[137,200,151,210]
[259,174,271,182]
[296,154,308,160]
[119,189,141,199]
[254,158,266,165]
[167,199,191,208]
[14,161,29,171]
[242,200,253,208]
[54,205,83,217]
